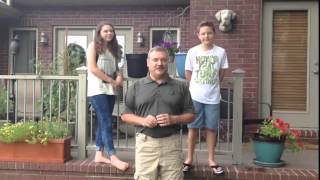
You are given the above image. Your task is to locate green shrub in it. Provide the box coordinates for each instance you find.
[0,87,8,119]
[0,119,70,145]
[36,43,84,119]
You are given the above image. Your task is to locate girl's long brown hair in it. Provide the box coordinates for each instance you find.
[94,21,122,60]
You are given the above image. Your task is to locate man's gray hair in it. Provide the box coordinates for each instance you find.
[148,46,169,59]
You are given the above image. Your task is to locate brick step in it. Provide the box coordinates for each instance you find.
[0,160,318,180]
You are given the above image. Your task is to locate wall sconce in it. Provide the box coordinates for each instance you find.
[9,34,20,56]
[136,32,144,47]
[39,32,48,46]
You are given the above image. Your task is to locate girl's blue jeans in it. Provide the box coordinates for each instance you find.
[90,94,116,157]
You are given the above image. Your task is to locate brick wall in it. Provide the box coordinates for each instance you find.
[0,0,261,118]
[9,5,190,71]
[189,0,261,118]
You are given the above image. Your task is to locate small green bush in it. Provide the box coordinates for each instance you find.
[0,87,8,119]
[0,119,70,145]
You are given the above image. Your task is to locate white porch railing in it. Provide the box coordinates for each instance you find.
[0,67,88,158]
[0,67,244,164]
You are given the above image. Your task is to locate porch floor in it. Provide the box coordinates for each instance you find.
[0,142,318,180]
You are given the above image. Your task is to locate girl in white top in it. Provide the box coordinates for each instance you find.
[87,49,119,96]
[87,21,128,171]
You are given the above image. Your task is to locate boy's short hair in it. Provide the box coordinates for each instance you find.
[197,21,216,33]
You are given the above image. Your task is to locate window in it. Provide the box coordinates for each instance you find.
[150,28,180,48]
[10,29,37,74]
[271,10,308,111]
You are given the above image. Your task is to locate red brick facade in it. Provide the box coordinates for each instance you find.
[0,0,261,118]
[189,0,261,118]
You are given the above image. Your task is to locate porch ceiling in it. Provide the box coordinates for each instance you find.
[11,0,189,7]
[0,2,21,19]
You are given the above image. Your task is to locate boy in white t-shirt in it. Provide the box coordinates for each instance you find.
[183,21,229,175]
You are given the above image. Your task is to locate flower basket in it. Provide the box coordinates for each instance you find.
[251,117,304,167]
[0,137,71,163]
[157,40,179,58]
[0,120,72,163]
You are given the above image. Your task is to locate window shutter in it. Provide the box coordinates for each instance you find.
[272,11,308,111]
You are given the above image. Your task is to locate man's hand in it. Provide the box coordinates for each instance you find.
[141,115,157,128]
[156,114,177,127]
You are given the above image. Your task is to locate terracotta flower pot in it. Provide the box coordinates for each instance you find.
[0,137,72,163]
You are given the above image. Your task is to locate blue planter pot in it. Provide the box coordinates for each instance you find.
[252,133,286,167]
[175,53,187,79]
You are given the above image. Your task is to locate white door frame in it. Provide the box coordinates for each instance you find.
[261,1,319,128]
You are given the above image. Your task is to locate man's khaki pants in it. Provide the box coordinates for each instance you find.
[134,133,183,180]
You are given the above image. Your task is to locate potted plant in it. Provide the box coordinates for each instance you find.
[125,53,148,78]
[252,117,304,167]
[0,119,72,163]
[157,40,179,61]
[175,52,187,79]
[157,40,179,76]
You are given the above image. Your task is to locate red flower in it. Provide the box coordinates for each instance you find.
[259,117,304,152]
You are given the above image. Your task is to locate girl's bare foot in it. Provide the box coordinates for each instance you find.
[94,151,111,164]
[110,155,129,171]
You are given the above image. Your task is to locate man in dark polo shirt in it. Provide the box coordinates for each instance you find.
[121,46,195,180]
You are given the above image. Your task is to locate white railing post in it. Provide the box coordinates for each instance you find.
[76,66,88,159]
[232,69,245,164]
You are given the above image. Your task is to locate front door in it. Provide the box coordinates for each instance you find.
[261,1,319,128]
[55,28,94,74]
[55,27,133,75]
